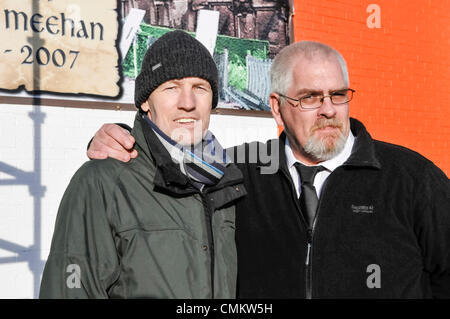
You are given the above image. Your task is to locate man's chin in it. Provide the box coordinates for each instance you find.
[304,132,347,161]
[176,133,208,146]
[177,137,197,146]
[170,128,204,146]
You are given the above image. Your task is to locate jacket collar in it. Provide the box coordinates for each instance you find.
[132,112,245,198]
[344,118,381,169]
[262,117,381,174]
[132,111,190,188]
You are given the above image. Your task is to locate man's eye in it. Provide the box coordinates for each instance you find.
[332,90,347,96]
[196,86,209,91]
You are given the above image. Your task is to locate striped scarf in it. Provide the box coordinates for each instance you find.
[143,114,230,187]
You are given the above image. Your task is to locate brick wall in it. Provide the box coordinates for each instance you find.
[292,0,449,176]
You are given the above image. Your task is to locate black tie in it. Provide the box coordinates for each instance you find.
[294,163,324,226]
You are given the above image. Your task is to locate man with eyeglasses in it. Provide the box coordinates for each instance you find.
[86,40,450,298]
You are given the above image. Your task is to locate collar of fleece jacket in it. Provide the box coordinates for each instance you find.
[257,117,382,176]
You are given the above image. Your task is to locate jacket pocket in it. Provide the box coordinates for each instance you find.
[115,223,197,238]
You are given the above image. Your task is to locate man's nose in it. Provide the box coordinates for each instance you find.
[318,95,337,118]
[178,87,196,111]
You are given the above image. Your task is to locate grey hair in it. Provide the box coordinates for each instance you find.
[270,41,349,96]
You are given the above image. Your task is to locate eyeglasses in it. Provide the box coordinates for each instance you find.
[278,88,355,110]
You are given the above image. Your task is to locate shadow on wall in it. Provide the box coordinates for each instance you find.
[0,1,46,299]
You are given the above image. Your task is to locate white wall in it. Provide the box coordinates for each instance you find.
[0,103,277,298]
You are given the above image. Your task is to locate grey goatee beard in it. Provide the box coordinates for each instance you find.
[303,119,347,161]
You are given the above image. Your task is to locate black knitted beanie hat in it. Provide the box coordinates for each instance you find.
[134,30,219,109]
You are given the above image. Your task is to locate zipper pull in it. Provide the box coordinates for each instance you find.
[306,243,311,266]
[306,229,312,266]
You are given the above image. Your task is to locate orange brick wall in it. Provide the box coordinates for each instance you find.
[291,0,449,176]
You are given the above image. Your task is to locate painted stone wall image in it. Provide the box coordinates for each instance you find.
[120,0,291,111]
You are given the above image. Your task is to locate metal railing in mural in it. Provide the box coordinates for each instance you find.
[215,49,272,111]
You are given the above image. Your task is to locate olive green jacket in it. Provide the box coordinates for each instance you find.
[39,113,246,298]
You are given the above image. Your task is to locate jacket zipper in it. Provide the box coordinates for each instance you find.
[305,228,313,299]
[305,192,325,299]
[193,177,241,299]
[283,168,312,299]
[282,167,326,299]
[199,187,216,299]
[305,173,332,299]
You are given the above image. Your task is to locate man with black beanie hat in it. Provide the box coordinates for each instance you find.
[40,30,246,299]
[135,30,219,111]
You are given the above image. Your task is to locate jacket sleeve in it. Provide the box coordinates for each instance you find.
[414,162,450,298]
[39,162,120,299]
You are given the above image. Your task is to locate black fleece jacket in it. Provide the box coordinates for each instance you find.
[234,118,450,298]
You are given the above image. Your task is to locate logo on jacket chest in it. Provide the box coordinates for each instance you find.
[351,204,374,214]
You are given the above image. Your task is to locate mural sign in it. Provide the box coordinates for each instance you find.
[0,0,292,114]
[0,0,119,96]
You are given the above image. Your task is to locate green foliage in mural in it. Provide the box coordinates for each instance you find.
[228,60,247,91]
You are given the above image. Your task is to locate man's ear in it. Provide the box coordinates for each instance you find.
[141,101,152,120]
[269,93,284,127]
